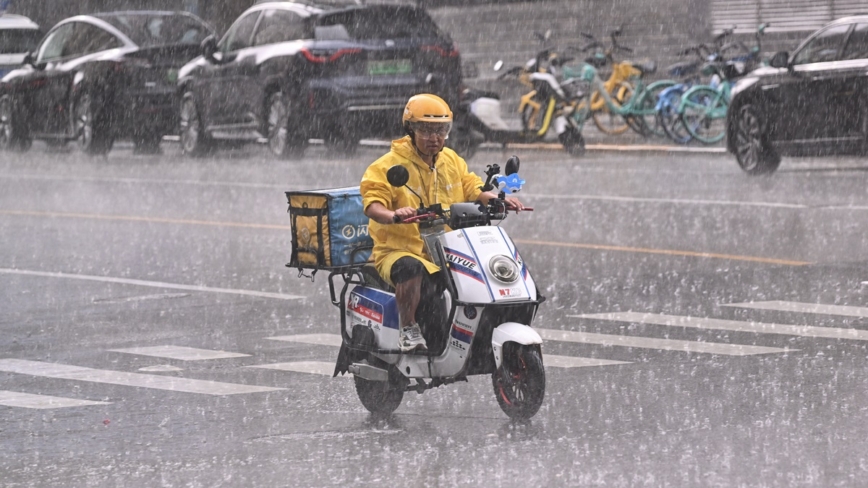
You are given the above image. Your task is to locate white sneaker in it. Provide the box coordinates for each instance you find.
[398,322,427,352]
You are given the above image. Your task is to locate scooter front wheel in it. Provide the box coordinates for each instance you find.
[492,343,545,420]
[354,375,404,415]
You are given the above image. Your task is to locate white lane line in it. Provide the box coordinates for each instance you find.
[724,301,868,319]
[248,361,344,377]
[0,359,283,395]
[267,333,630,368]
[536,328,793,356]
[543,355,630,368]
[521,193,807,209]
[573,311,868,342]
[0,390,111,409]
[0,173,291,189]
[138,365,184,373]
[0,268,305,301]
[267,334,342,347]
[110,345,250,361]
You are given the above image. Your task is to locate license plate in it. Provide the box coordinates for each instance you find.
[367,59,412,76]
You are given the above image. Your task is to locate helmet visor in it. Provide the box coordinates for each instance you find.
[410,121,452,138]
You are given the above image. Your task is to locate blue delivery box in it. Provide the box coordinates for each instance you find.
[286,187,373,270]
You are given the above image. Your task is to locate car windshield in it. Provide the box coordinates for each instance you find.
[99,13,212,48]
[0,28,41,54]
[316,6,445,40]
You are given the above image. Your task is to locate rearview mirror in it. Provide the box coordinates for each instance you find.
[386,165,410,188]
[504,156,520,176]
[770,51,789,69]
[200,35,218,63]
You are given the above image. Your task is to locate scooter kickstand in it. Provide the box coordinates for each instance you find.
[413,378,429,394]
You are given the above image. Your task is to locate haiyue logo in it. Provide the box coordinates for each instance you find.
[342,224,369,240]
[447,253,476,269]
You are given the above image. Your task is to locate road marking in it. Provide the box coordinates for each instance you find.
[536,328,793,356]
[0,268,305,301]
[521,193,807,209]
[267,333,630,369]
[248,361,342,377]
[724,301,868,319]
[543,355,630,368]
[110,345,250,361]
[512,240,812,267]
[0,173,292,189]
[0,210,809,266]
[572,311,868,341]
[267,334,342,347]
[138,365,184,373]
[0,359,283,395]
[0,209,292,230]
[0,390,111,409]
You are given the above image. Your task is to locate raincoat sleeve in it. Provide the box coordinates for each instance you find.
[360,162,393,212]
[458,156,484,202]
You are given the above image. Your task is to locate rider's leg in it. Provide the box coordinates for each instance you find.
[395,275,422,329]
[390,257,427,351]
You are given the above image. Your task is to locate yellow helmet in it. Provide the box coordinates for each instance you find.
[402,94,453,124]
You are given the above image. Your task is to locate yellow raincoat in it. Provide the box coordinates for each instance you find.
[360,136,484,285]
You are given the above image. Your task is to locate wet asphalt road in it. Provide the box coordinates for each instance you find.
[3,141,868,487]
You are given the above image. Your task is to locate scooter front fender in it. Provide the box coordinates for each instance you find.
[492,322,542,368]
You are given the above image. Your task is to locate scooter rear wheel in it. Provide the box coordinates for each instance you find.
[492,344,545,420]
[354,375,404,415]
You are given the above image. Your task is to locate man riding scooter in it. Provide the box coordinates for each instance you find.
[360,94,525,351]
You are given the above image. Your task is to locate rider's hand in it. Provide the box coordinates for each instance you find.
[504,196,525,212]
[392,206,417,223]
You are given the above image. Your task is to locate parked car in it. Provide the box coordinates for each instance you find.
[0,10,213,154]
[176,0,462,158]
[726,16,868,175]
[0,14,41,79]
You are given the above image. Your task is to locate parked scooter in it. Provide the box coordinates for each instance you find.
[449,30,585,158]
[330,157,547,420]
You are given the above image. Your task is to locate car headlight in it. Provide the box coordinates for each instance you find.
[489,255,519,283]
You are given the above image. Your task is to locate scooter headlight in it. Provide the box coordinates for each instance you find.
[489,255,519,283]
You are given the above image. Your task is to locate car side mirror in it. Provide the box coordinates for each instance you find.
[386,165,410,188]
[22,52,34,67]
[200,35,218,63]
[770,51,789,69]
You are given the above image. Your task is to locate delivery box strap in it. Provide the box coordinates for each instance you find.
[287,206,329,217]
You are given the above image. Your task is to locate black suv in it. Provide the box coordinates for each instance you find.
[726,16,868,175]
[176,0,461,157]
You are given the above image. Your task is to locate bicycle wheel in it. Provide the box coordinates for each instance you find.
[681,86,727,144]
[592,81,632,135]
[633,81,676,138]
[657,86,692,144]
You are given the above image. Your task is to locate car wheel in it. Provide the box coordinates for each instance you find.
[266,92,306,159]
[734,104,780,175]
[74,93,113,156]
[0,95,32,152]
[179,92,212,157]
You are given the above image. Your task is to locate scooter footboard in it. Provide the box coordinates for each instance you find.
[491,322,542,368]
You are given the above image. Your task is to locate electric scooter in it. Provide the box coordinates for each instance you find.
[329,157,547,420]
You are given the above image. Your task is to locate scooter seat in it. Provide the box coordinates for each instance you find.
[360,265,395,293]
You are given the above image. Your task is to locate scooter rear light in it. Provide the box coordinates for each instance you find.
[301,47,362,64]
